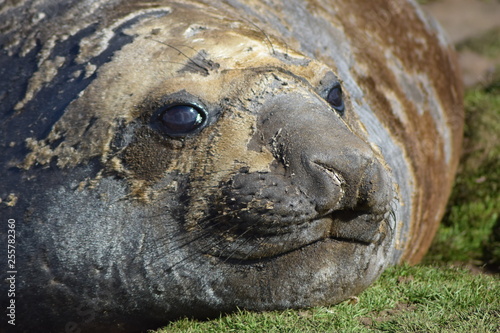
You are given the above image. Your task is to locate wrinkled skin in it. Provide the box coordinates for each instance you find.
[0,0,462,332]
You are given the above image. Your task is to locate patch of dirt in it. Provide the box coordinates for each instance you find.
[457,49,500,87]
[422,0,500,43]
[397,274,415,284]
[359,302,417,327]
[448,260,500,276]
[422,0,500,87]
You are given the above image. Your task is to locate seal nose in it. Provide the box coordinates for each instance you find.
[304,148,392,216]
[258,91,392,218]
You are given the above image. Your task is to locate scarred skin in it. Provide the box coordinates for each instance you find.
[0,0,462,332]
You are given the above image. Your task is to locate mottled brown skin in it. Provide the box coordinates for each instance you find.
[0,0,462,332]
[332,0,463,262]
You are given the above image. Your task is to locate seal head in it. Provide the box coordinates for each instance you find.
[0,0,462,332]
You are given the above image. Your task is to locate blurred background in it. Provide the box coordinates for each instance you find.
[420,0,500,273]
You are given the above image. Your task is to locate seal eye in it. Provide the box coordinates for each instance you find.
[327,84,345,114]
[158,104,206,136]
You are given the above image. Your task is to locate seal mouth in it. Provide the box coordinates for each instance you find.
[207,211,388,262]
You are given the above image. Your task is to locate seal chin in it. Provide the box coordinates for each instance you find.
[206,212,390,261]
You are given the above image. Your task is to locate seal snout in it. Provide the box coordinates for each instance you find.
[301,140,393,214]
[303,147,393,244]
[199,84,398,261]
[204,87,395,260]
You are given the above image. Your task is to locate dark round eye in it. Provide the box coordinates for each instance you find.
[327,84,345,114]
[158,104,206,136]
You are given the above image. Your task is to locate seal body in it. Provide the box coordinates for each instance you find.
[0,0,463,332]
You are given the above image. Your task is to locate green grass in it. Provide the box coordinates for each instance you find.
[154,265,499,333]
[417,0,439,4]
[457,27,500,59]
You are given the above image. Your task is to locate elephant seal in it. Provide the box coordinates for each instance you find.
[0,0,463,332]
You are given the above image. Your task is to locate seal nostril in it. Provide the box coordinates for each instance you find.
[304,161,346,215]
[356,159,393,215]
[305,150,393,220]
[313,162,344,188]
